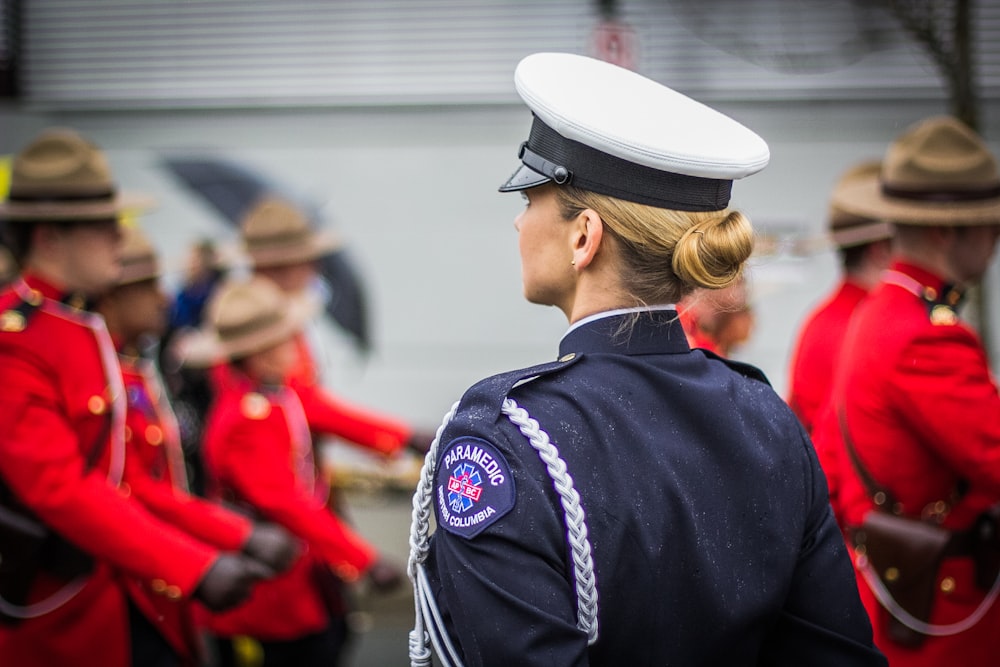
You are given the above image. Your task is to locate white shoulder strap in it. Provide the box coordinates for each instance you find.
[407,398,599,667]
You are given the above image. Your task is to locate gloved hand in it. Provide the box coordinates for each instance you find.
[366,557,404,594]
[244,523,299,573]
[194,554,273,612]
[406,429,437,456]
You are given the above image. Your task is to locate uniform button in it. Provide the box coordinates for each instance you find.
[118,482,132,498]
[559,353,576,362]
[165,585,182,600]
[24,289,42,306]
[145,425,163,446]
[151,578,167,593]
[88,395,107,415]
[940,577,956,593]
[0,311,25,333]
[884,567,900,583]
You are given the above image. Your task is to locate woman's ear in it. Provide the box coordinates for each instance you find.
[570,209,604,270]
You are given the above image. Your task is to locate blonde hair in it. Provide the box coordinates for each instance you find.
[555,186,754,303]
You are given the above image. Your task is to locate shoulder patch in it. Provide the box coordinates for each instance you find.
[240,392,271,420]
[435,437,515,539]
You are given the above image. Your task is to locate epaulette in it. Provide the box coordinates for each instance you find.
[0,289,44,333]
[457,354,584,422]
[700,349,771,386]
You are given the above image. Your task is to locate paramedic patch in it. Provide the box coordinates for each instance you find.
[436,437,515,539]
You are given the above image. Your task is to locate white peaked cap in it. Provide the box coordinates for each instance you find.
[499,52,770,211]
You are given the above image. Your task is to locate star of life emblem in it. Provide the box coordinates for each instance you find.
[448,463,484,513]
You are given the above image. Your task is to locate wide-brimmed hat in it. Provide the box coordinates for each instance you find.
[498,53,769,211]
[116,225,161,286]
[239,197,340,268]
[831,116,1000,226]
[180,274,318,367]
[0,128,153,223]
[827,160,893,248]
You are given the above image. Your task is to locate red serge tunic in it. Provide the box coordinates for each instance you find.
[786,279,868,434]
[119,355,253,660]
[0,275,220,667]
[812,261,1000,666]
[199,370,378,639]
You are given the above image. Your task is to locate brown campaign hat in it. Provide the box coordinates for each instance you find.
[831,116,1000,226]
[116,225,161,286]
[0,128,153,223]
[239,197,340,269]
[827,160,893,248]
[180,274,318,367]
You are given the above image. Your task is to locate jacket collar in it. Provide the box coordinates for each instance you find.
[558,308,690,357]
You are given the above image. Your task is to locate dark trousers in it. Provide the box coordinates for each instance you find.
[211,617,350,667]
[129,599,182,667]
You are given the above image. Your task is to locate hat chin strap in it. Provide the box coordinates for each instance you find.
[408,399,599,667]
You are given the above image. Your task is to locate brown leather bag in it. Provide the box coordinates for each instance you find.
[838,404,959,648]
[851,511,952,647]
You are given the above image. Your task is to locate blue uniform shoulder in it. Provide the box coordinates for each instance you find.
[457,354,583,422]
[700,349,772,386]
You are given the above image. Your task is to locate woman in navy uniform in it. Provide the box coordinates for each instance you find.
[407,53,886,666]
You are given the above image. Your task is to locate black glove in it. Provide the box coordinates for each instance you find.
[244,523,299,573]
[194,554,273,612]
[406,429,437,456]
[366,557,404,594]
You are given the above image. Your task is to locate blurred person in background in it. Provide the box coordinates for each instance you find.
[786,160,893,436]
[183,275,405,667]
[0,128,276,667]
[811,116,1000,665]
[93,224,298,665]
[677,273,754,357]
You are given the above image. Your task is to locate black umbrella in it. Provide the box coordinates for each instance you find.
[160,156,371,354]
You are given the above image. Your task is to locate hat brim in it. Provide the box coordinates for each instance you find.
[832,174,1000,226]
[498,163,551,192]
[220,230,342,270]
[178,292,320,368]
[0,191,155,222]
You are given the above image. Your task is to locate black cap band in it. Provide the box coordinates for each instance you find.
[500,116,733,211]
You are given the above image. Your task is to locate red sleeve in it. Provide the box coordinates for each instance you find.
[212,405,377,579]
[0,354,217,597]
[291,379,412,456]
[124,467,253,552]
[890,324,1000,493]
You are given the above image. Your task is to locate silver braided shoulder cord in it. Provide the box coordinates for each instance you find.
[408,398,599,667]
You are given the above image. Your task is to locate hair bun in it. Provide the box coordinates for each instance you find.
[672,210,754,290]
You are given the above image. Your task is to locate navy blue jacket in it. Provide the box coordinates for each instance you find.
[427,310,885,666]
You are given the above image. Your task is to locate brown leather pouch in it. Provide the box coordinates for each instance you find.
[853,512,952,648]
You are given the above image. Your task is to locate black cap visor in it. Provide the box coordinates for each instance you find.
[498,162,551,192]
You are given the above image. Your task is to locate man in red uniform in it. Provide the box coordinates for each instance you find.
[237,196,432,458]
[93,224,298,664]
[787,160,893,435]
[811,116,1000,666]
[0,128,277,667]
[185,275,402,666]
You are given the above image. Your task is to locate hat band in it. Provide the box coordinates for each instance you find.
[882,182,1000,203]
[8,186,117,203]
[522,117,733,211]
[245,229,315,251]
[218,309,285,343]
